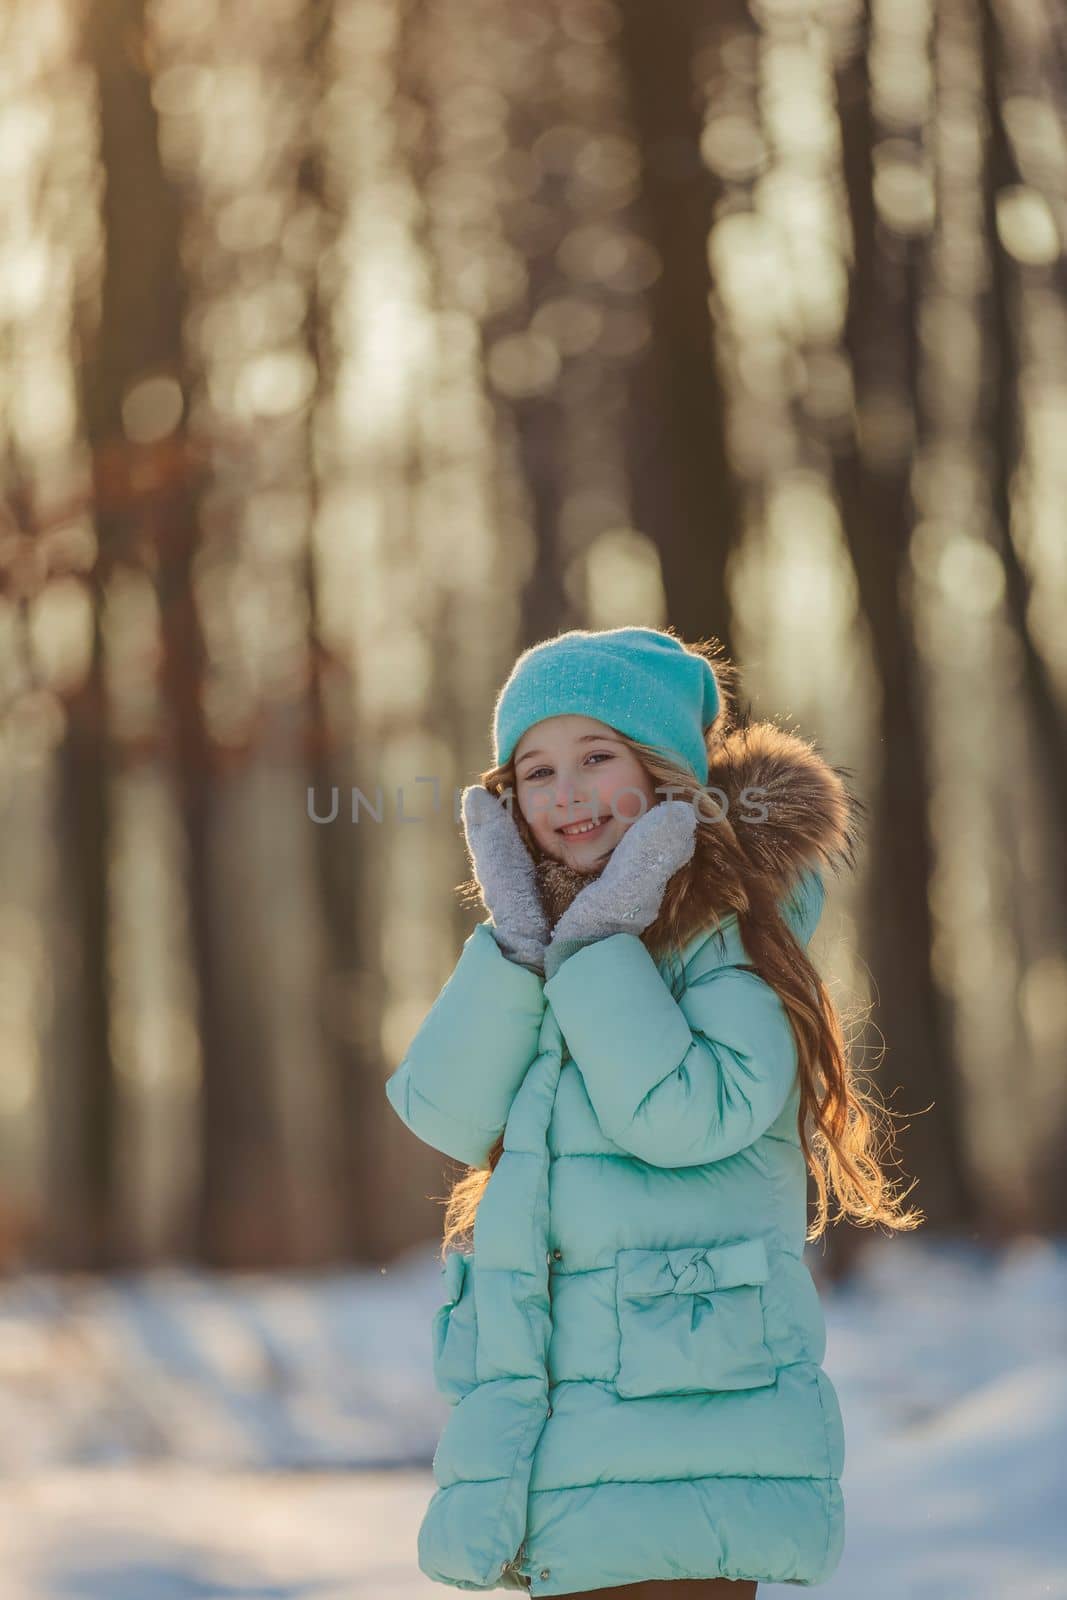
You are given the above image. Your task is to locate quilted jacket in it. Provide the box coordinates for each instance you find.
[385,721,859,1596]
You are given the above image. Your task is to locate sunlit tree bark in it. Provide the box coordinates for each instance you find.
[831,0,979,1233]
[979,0,1067,1227]
[615,0,745,656]
[82,0,289,1267]
[296,0,387,1260]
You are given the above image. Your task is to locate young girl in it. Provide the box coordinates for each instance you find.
[386,625,920,1598]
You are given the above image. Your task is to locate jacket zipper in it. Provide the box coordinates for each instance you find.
[500,1540,530,1586]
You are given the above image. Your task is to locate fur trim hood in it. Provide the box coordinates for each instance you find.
[528,719,863,960]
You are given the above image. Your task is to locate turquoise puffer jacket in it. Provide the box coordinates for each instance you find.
[385,722,857,1596]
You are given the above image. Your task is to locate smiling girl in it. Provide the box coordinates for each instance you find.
[385,625,920,1598]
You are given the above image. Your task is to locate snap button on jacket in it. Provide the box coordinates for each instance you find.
[385,723,855,1596]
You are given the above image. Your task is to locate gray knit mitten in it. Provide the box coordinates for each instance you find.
[543,800,698,982]
[461,785,551,974]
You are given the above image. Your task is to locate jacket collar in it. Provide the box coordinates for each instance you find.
[528,718,862,961]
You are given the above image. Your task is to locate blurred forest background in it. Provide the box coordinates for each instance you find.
[1,0,1065,1281]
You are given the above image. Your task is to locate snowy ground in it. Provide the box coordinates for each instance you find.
[0,1235,1064,1598]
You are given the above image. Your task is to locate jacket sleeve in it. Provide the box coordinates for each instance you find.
[543,933,798,1167]
[384,918,547,1168]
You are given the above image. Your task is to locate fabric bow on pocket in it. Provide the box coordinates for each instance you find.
[431,1249,479,1404]
[614,1237,777,1397]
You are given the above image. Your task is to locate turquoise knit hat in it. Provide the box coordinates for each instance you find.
[492,626,721,785]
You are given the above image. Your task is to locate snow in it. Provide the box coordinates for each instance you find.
[0,1234,1063,1597]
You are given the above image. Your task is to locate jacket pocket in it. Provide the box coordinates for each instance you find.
[431,1249,478,1403]
[614,1237,776,1397]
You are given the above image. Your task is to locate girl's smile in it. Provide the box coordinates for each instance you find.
[557,816,608,840]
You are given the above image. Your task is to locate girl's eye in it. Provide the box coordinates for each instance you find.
[523,752,613,781]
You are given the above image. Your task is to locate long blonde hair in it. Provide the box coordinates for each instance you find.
[437,638,923,1259]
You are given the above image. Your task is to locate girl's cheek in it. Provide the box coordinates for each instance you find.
[610,789,648,822]
[518,792,547,829]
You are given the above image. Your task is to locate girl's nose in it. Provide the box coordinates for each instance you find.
[557,783,604,822]
[549,783,588,825]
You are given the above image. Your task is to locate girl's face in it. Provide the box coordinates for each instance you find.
[513,714,661,868]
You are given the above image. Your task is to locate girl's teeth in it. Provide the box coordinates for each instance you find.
[562,820,599,835]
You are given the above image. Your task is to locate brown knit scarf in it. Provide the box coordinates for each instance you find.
[529,840,610,932]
